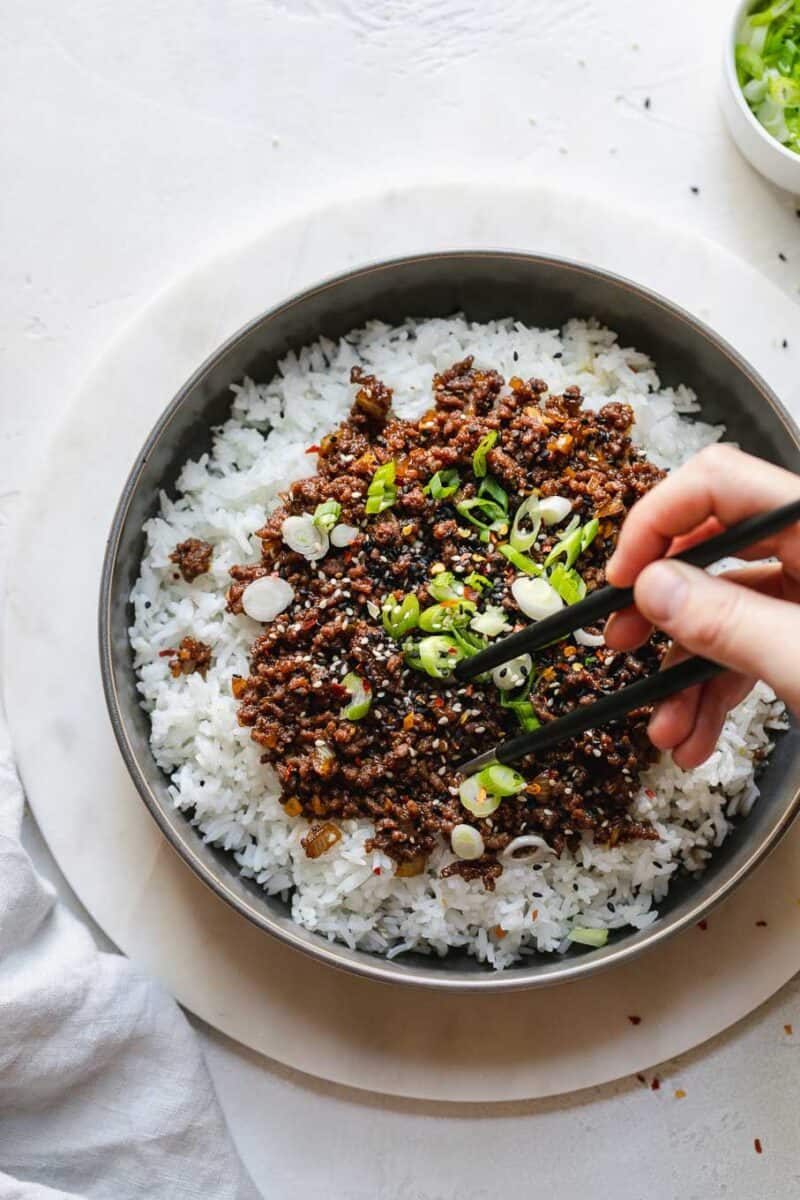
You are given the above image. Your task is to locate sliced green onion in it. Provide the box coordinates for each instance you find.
[312,499,342,533]
[418,599,476,633]
[450,626,488,658]
[464,571,491,591]
[417,635,463,678]
[470,605,511,637]
[477,763,526,796]
[736,3,800,152]
[580,518,600,552]
[510,493,542,552]
[478,474,509,512]
[511,576,564,621]
[455,496,508,533]
[549,562,587,605]
[568,926,609,949]
[340,672,372,720]
[381,593,420,639]
[472,430,498,478]
[502,700,541,732]
[428,571,464,602]
[498,543,543,575]
[365,460,397,514]
[424,468,460,499]
[450,823,485,860]
[458,775,502,817]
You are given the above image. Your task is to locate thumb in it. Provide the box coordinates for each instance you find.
[634,559,800,711]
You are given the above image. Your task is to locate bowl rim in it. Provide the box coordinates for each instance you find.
[99,248,800,992]
[724,0,800,168]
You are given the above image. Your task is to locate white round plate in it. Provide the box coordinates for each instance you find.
[5,180,800,1101]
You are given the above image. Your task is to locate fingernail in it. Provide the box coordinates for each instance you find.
[636,560,689,623]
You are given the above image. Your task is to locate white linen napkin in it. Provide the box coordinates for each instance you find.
[0,714,260,1200]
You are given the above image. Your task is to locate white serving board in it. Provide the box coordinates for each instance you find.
[5,180,800,1101]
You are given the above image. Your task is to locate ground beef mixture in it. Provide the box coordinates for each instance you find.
[227,359,668,889]
[170,537,213,582]
[160,636,213,678]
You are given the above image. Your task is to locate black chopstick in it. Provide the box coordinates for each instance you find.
[459,656,725,774]
[454,496,800,682]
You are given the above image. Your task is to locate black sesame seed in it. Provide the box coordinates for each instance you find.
[512,350,519,362]
[782,339,789,349]
[779,252,787,262]
[690,186,700,195]
[644,97,651,109]
[553,351,563,359]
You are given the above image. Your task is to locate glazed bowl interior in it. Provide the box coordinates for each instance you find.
[101,251,800,991]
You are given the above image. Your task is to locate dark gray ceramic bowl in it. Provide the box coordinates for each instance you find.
[100,251,800,991]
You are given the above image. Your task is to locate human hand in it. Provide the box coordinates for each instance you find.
[604,444,800,769]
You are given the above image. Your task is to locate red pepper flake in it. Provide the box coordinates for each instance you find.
[697,919,708,931]
[756,920,768,927]
[628,1015,642,1026]
[674,1089,686,1099]
[305,444,320,454]
[531,908,539,920]
[784,1023,793,1036]
[651,1077,661,1091]
[372,867,382,876]
[645,789,656,800]
[754,1138,763,1155]
[158,648,177,657]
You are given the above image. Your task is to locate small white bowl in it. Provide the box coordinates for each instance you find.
[721,0,800,192]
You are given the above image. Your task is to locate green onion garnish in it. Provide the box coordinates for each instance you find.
[476,763,526,796]
[414,634,463,678]
[498,543,543,575]
[455,496,508,533]
[424,468,461,500]
[548,562,587,605]
[464,571,491,591]
[428,571,464,602]
[340,672,372,720]
[736,1,800,152]
[478,474,509,511]
[545,517,598,570]
[470,605,511,637]
[568,926,609,948]
[418,599,476,633]
[365,460,397,515]
[509,493,542,553]
[458,775,502,817]
[381,593,420,639]
[472,430,498,478]
[312,498,342,533]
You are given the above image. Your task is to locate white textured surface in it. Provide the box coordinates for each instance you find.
[3,1,800,1196]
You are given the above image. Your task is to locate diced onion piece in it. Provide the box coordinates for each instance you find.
[341,672,372,720]
[330,523,359,547]
[311,742,337,777]
[301,821,342,859]
[477,763,526,796]
[539,495,572,526]
[451,824,485,861]
[459,775,501,817]
[568,926,609,948]
[502,835,556,860]
[281,513,329,560]
[491,653,532,692]
[511,576,564,621]
[574,627,605,647]
[241,575,295,622]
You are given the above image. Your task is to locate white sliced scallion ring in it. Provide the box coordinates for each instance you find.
[539,496,572,526]
[281,513,329,561]
[492,653,532,692]
[511,576,564,621]
[330,523,360,548]
[574,627,605,648]
[502,835,557,860]
[450,824,485,861]
[241,575,295,622]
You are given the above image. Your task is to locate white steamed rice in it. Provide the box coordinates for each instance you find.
[130,316,786,969]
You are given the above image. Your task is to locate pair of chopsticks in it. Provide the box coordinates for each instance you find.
[457,498,800,774]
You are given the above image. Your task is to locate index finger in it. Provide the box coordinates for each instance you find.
[606,444,800,587]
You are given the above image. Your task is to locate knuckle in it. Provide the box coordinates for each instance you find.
[695,442,739,477]
[685,581,743,659]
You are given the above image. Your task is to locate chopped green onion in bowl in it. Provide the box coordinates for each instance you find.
[365,460,397,514]
[340,672,372,720]
[458,775,502,817]
[476,763,526,796]
[472,430,498,477]
[736,1,800,152]
[424,468,461,499]
[509,493,542,552]
[568,926,609,949]
[381,593,420,639]
[428,570,464,602]
[418,599,476,632]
